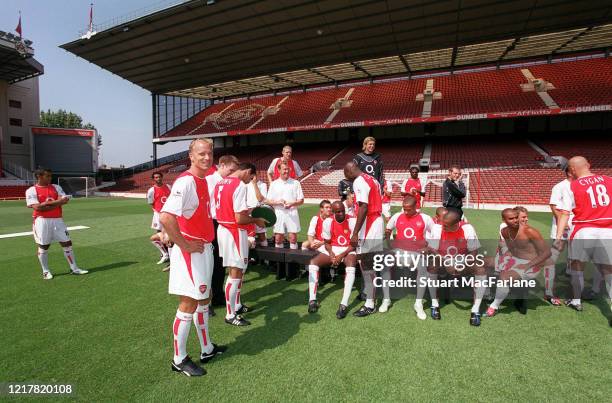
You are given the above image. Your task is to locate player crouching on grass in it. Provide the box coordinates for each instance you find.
[26,167,88,279]
[307,201,357,318]
[486,208,553,317]
[497,206,561,306]
[214,162,268,327]
[147,171,172,267]
[426,210,486,326]
[160,139,226,377]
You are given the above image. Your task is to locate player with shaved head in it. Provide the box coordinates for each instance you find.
[344,161,384,316]
[306,201,358,318]
[386,195,435,319]
[434,207,448,224]
[486,208,553,317]
[554,156,612,324]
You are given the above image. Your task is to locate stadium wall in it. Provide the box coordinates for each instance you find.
[0,77,40,172]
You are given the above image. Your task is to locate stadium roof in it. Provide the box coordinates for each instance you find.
[61,0,612,99]
[0,32,43,84]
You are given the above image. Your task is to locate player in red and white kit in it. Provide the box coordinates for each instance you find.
[381,180,393,219]
[386,195,435,320]
[307,201,357,318]
[147,171,172,265]
[302,200,332,251]
[160,139,227,377]
[401,167,426,209]
[554,157,612,323]
[25,168,88,279]
[246,175,268,248]
[267,145,303,184]
[427,211,486,326]
[344,161,384,317]
[343,190,357,219]
[214,162,267,327]
[433,207,447,224]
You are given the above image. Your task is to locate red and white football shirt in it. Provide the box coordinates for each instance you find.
[268,158,303,180]
[428,223,480,255]
[162,171,215,242]
[147,184,172,212]
[322,217,356,247]
[307,215,326,241]
[214,177,248,230]
[401,178,423,208]
[559,174,612,237]
[353,173,382,217]
[25,184,66,219]
[382,180,391,203]
[387,212,434,251]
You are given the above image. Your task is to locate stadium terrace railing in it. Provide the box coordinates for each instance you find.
[112,150,189,180]
[1,160,35,183]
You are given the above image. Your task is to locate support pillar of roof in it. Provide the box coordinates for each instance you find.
[552,27,592,55]
[152,93,158,167]
[398,54,411,77]
[350,62,371,78]
[450,46,458,73]
[498,37,519,66]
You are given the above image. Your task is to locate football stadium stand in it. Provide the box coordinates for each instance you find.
[160,57,612,139]
[104,133,611,207]
[537,137,612,169]
[0,185,30,200]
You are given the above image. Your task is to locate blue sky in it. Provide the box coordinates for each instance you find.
[2,0,186,166]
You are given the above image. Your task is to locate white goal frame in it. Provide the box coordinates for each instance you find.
[58,177,96,198]
[419,172,470,209]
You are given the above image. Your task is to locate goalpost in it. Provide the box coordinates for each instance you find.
[58,177,97,198]
[385,171,470,209]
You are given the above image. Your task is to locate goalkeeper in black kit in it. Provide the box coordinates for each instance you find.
[353,136,383,189]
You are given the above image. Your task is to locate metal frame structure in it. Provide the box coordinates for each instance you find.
[59,0,612,165]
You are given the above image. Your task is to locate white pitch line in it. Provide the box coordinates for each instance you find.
[0,225,90,239]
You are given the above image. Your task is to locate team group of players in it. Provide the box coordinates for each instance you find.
[26,137,612,378]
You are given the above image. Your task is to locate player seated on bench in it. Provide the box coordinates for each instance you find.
[301,200,332,251]
[307,201,357,319]
[426,210,487,327]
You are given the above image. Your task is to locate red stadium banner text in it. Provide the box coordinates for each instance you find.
[31,127,95,137]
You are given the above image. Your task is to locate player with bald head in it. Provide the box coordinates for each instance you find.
[434,207,448,224]
[427,210,486,325]
[386,195,435,319]
[554,156,612,323]
[306,201,358,318]
[344,161,385,317]
[486,208,553,317]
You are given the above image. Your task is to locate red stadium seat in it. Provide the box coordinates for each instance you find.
[159,57,612,139]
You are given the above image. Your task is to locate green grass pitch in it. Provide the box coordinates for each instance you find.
[0,198,610,401]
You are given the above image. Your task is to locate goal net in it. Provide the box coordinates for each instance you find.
[58,177,96,198]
